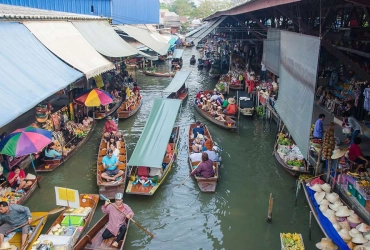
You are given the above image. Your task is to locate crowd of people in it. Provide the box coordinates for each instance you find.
[195,89,237,122]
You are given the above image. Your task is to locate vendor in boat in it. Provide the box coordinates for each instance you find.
[8,166,32,192]
[82,116,91,128]
[44,143,62,160]
[348,137,370,173]
[190,153,214,178]
[223,98,237,115]
[192,121,204,136]
[205,146,222,162]
[101,149,124,181]
[0,201,32,248]
[102,193,134,248]
[104,116,118,135]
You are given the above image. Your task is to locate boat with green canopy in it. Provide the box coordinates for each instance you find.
[171,49,184,68]
[164,71,190,102]
[126,99,182,195]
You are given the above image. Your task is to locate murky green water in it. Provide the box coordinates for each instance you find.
[25,48,324,249]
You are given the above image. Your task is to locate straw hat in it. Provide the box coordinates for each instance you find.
[320,204,330,213]
[310,184,323,192]
[349,228,361,238]
[217,106,222,110]
[207,99,211,103]
[0,242,17,250]
[328,214,338,224]
[329,201,344,212]
[321,183,332,193]
[319,199,331,206]
[354,245,370,250]
[336,206,354,217]
[356,223,370,233]
[196,134,204,140]
[348,214,361,224]
[326,193,340,203]
[333,223,342,232]
[331,148,348,159]
[228,98,236,104]
[340,221,351,231]
[315,191,326,204]
[316,238,338,250]
[352,234,369,244]
[107,116,112,120]
[338,228,352,242]
[323,209,335,218]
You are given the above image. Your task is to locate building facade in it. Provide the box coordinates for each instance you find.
[0,0,159,24]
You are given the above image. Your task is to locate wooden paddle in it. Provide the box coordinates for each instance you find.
[178,162,201,188]
[6,206,66,235]
[100,194,154,238]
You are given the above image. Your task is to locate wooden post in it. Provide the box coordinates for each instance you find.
[314,149,322,176]
[267,193,273,223]
[294,179,300,206]
[326,160,331,183]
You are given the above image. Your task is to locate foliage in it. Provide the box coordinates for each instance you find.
[168,0,195,17]
[193,0,233,19]
[160,2,168,9]
[181,22,190,33]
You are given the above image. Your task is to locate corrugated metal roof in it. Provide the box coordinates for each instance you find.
[0,3,106,20]
[111,0,159,24]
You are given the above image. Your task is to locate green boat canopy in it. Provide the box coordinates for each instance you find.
[128,99,182,168]
[172,49,184,59]
[163,71,190,93]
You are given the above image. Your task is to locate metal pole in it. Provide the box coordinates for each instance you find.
[309,211,312,240]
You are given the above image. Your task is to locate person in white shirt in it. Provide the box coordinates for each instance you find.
[190,152,202,162]
[205,146,222,162]
[109,144,120,157]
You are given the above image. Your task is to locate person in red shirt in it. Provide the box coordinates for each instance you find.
[104,116,117,134]
[348,137,370,173]
[223,98,237,115]
[132,83,140,95]
[7,166,32,192]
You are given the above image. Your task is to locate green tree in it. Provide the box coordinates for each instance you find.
[160,2,168,9]
[168,0,196,17]
[193,0,233,18]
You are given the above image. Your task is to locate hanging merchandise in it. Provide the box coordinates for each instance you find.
[322,123,336,160]
[69,103,74,121]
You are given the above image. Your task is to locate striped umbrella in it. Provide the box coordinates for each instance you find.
[74,88,113,107]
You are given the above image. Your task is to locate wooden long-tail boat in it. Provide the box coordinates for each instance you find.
[193,100,237,130]
[142,70,175,77]
[0,176,43,205]
[73,214,130,250]
[237,91,254,116]
[8,212,48,250]
[43,194,100,248]
[97,131,127,200]
[94,98,123,120]
[125,99,182,196]
[164,71,190,102]
[36,122,97,172]
[188,123,219,192]
[117,96,142,120]
[274,143,310,177]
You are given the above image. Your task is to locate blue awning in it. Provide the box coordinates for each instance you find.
[0,22,83,128]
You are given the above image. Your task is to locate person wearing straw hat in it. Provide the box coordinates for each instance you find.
[0,242,17,250]
[223,98,237,115]
[0,201,32,248]
[102,193,134,248]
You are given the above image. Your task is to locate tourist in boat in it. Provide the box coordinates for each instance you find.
[44,143,62,160]
[102,193,134,248]
[104,116,118,135]
[109,144,120,158]
[82,116,91,128]
[0,201,32,248]
[348,137,370,173]
[205,146,222,162]
[313,114,325,139]
[128,75,134,82]
[7,166,32,192]
[210,103,218,116]
[190,153,214,178]
[192,121,204,136]
[190,152,203,162]
[223,98,237,115]
[196,91,204,99]
[101,149,124,181]
[215,107,226,121]
[107,137,121,150]
[133,83,140,95]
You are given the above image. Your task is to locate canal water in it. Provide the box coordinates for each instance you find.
[25,47,324,249]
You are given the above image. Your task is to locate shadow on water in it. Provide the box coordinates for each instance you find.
[24,47,323,250]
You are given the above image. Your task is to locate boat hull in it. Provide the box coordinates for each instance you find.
[94,99,123,120]
[97,131,127,200]
[193,102,237,130]
[125,127,180,195]
[143,71,175,77]
[36,122,96,172]
[117,98,142,119]
[274,145,310,177]
[188,123,219,192]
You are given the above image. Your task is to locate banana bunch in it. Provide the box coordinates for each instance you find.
[359,180,370,187]
[281,233,304,250]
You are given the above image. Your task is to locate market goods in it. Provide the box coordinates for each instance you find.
[281,233,304,250]
[322,123,336,160]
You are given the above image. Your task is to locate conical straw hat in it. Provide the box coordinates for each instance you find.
[326,193,340,203]
[335,206,353,217]
[319,199,330,206]
[338,228,352,242]
[352,234,369,244]
[315,191,326,204]
[321,183,332,193]
[349,228,361,238]
[310,184,323,192]
[356,223,370,233]
[316,238,338,250]
[348,214,361,223]
[329,201,344,212]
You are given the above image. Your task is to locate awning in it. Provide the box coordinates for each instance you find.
[193,16,227,45]
[128,99,182,168]
[24,21,115,79]
[0,22,83,127]
[163,71,190,93]
[72,20,151,58]
[150,32,169,43]
[172,49,184,59]
[185,24,207,37]
[115,25,170,55]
